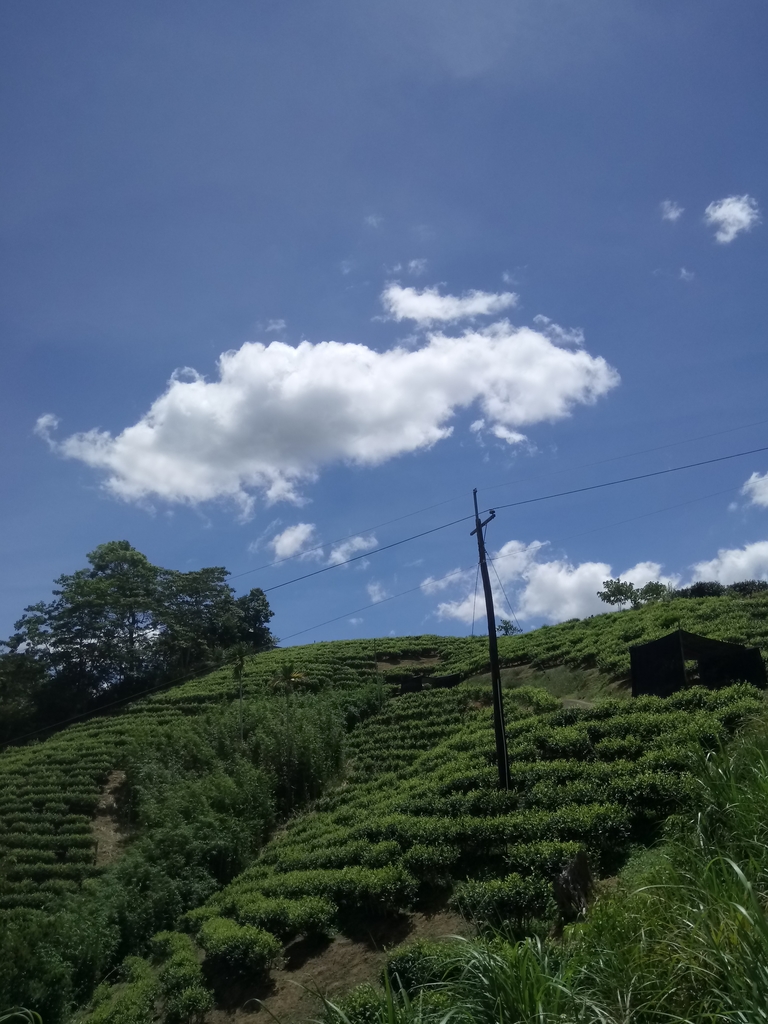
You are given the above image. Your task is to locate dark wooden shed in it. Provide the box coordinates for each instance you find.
[629,629,766,698]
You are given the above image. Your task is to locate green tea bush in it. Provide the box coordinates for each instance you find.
[256,865,419,916]
[197,917,280,975]
[81,957,158,1024]
[223,893,336,939]
[151,932,212,1024]
[383,938,459,993]
[325,982,383,1024]
[450,873,554,930]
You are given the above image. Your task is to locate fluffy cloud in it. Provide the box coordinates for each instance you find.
[328,534,378,566]
[661,200,684,222]
[270,522,319,560]
[38,309,618,511]
[704,194,760,243]
[431,539,674,625]
[691,541,768,584]
[381,284,518,324]
[742,471,768,508]
[421,568,473,594]
[367,581,389,603]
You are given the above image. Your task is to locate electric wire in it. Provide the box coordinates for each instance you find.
[278,565,472,643]
[257,443,768,596]
[6,446,765,743]
[229,418,768,582]
[470,562,480,637]
[488,444,768,513]
[278,482,749,643]
[2,666,207,747]
[482,416,768,493]
[489,556,522,632]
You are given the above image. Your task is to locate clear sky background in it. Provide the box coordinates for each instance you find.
[2,0,767,643]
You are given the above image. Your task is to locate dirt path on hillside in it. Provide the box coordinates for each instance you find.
[205,910,473,1024]
[92,770,126,866]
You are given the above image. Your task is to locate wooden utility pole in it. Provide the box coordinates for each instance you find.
[471,488,510,790]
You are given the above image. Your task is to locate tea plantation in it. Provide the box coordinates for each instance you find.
[1,593,767,1022]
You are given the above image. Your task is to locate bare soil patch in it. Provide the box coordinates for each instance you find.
[92,769,127,866]
[205,910,472,1024]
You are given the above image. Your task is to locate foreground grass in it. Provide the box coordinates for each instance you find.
[327,715,768,1024]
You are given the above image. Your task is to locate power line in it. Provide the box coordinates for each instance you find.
[278,482,750,643]
[2,666,205,748]
[278,566,471,642]
[489,556,522,632]
[483,416,768,494]
[489,444,768,513]
[230,493,468,581]
[470,562,480,637]
[10,478,755,742]
[262,512,476,593]
[259,443,768,597]
[230,418,768,583]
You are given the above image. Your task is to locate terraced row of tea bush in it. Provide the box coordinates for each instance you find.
[254,591,768,686]
[3,606,766,1022]
[178,681,761,981]
[333,717,768,1024]
[495,591,768,677]
[1,636,424,1021]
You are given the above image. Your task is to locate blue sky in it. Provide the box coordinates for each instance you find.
[2,0,767,643]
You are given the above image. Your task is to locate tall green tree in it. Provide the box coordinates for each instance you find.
[1,542,275,737]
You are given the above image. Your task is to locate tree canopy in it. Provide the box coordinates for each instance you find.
[0,541,275,739]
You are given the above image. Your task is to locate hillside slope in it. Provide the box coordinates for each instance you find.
[1,595,767,1022]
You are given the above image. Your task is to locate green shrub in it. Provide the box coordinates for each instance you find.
[151,931,213,1024]
[326,983,383,1024]
[384,939,459,993]
[226,893,337,939]
[197,917,280,975]
[257,866,418,916]
[81,957,158,1024]
[450,873,554,930]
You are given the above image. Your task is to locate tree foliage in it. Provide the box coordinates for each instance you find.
[496,619,523,636]
[597,578,669,610]
[0,541,275,738]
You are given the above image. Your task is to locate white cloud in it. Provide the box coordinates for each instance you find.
[407,259,428,276]
[349,617,364,625]
[341,259,354,275]
[270,522,320,560]
[421,568,472,594]
[328,534,378,566]
[742,471,768,508]
[704,194,760,243]
[532,315,584,347]
[661,200,684,222]
[490,424,527,445]
[42,314,618,512]
[265,319,286,333]
[364,214,383,227]
[367,581,389,603]
[34,413,60,445]
[433,539,675,625]
[679,267,695,282]
[381,283,518,324]
[691,541,768,584]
